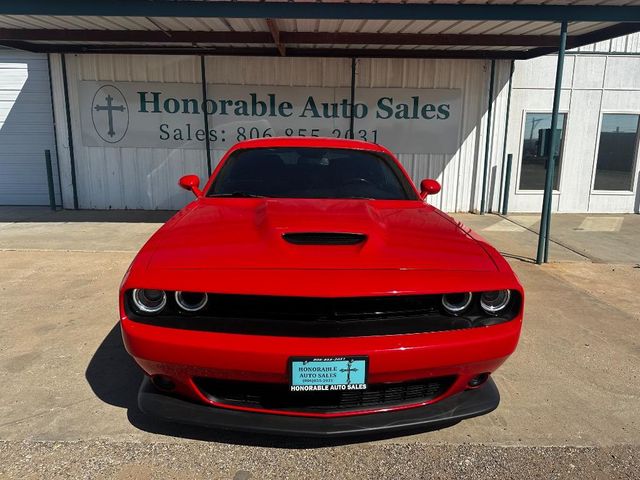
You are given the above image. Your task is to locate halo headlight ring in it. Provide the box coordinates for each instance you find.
[132,288,167,314]
[480,290,511,315]
[441,292,473,315]
[175,291,208,312]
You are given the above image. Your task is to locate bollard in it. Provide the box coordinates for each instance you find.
[501,154,512,216]
[44,149,56,211]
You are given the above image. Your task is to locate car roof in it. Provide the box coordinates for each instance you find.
[226,136,393,155]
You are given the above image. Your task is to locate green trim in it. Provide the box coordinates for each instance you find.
[498,61,514,214]
[480,59,496,215]
[1,1,639,22]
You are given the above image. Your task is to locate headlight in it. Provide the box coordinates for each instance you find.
[441,292,472,314]
[175,291,208,312]
[480,290,511,314]
[132,289,166,314]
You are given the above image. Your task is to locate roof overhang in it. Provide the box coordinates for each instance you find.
[1,0,639,60]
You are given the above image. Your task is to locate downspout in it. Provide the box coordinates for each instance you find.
[498,60,515,214]
[61,54,79,209]
[480,59,496,214]
[200,55,213,176]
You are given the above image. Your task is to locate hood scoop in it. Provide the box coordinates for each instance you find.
[282,232,367,246]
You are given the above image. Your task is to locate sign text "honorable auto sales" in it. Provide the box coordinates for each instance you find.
[79,82,462,154]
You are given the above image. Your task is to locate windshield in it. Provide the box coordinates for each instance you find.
[207,147,417,200]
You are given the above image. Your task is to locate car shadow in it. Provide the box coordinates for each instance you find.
[86,324,460,448]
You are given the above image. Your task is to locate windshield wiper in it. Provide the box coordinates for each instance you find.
[209,192,268,198]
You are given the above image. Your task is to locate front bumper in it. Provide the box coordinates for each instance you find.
[122,314,520,417]
[138,375,500,437]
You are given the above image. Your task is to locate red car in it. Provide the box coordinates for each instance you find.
[120,137,523,437]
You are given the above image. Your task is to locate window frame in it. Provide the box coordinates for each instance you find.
[589,110,640,196]
[515,109,569,195]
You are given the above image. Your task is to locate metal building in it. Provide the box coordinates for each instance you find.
[0,0,639,218]
[0,50,58,205]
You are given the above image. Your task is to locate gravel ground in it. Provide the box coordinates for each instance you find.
[2,212,639,479]
[0,441,638,480]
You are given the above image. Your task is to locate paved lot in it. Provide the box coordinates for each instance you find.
[452,212,640,264]
[0,207,639,479]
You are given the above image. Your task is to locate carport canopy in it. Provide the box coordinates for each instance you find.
[1,0,639,264]
[0,0,638,59]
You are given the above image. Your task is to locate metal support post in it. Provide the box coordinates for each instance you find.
[349,57,356,139]
[201,55,213,176]
[536,20,567,264]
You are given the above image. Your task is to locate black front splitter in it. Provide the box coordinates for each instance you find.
[138,377,500,438]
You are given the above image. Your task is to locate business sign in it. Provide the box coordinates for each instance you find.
[79,81,462,154]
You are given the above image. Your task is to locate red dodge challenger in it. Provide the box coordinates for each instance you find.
[120,137,523,437]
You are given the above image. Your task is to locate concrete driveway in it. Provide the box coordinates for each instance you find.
[0,208,639,479]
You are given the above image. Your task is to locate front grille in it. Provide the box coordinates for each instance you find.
[194,376,455,413]
[126,291,521,337]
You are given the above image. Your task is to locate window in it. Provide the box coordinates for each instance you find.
[208,147,418,200]
[519,113,567,191]
[593,114,640,191]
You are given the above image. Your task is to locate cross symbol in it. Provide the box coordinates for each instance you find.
[94,94,125,137]
[340,359,359,385]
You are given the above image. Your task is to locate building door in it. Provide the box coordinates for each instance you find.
[0,51,59,205]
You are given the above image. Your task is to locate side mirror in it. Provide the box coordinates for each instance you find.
[420,179,441,200]
[179,174,203,198]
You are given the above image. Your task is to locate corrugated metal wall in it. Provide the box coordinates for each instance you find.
[51,53,510,212]
[355,57,511,213]
[51,54,206,210]
[204,56,353,184]
[0,50,59,205]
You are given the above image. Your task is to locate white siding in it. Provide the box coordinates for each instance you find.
[574,32,640,54]
[0,50,59,205]
[506,52,640,213]
[51,53,510,212]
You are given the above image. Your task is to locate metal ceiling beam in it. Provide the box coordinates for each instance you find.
[0,39,39,51]
[283,32,560,47]
[0,29,273,43]
[0,0,639,22]
[0,28,609,47]
[266,19,286,56]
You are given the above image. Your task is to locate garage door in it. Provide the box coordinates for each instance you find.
[0,50,59,205]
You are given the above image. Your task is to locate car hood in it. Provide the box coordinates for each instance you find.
[145,198,496,272]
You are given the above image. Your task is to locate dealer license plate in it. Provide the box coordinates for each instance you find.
[289,356,368,392]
